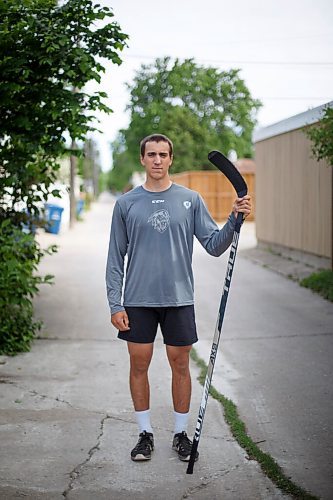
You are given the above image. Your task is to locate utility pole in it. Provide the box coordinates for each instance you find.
[69,139,77,228]
[92,151,99,198]
[69,83,79,229]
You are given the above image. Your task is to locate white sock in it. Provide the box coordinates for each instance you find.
[174,410,189,434]
[135,409,153,433]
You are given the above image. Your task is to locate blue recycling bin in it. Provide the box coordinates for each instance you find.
[44,204,64,234]
[76,199,85,216]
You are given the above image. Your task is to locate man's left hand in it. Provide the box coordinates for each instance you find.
[232,195,252,219]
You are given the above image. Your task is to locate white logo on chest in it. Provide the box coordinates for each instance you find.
[152,199,165,203]
[183,201,191,209]
[148,209,170,233]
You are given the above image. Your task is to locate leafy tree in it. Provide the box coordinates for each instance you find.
[306,105,333,167]
[110,57,260,189]
[108,135,138,192]
[0,0,128,354]
[0,0,128,225]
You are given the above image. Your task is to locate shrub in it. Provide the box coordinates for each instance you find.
[300,269,333,302]
[0,220,57,355]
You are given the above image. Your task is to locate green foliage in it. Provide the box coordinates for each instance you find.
[0,0,127,353]
[300,270,333,301]
[0,0,128,223]
[110,57,261,190]
[0,220,57,355]
[306,105,333,167]
[108,136,138,192]
[98,171,108,194]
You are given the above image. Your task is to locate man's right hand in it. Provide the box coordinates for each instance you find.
[111,311,130,331]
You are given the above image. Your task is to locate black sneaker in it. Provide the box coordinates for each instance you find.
[131,431,154,461]
[172,431,199,462]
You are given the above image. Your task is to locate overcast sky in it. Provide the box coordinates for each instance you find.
[88,0,333,170]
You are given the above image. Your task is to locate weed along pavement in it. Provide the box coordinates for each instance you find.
[0,193,332,499]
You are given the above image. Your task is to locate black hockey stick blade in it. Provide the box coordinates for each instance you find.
[208,151,248,197]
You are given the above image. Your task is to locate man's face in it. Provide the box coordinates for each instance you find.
[140,141,173,180]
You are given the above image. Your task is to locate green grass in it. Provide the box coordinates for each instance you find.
[300,269,333,302]
[190,348,319,500]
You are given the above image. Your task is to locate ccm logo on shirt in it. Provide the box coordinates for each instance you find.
[152,199,165,203]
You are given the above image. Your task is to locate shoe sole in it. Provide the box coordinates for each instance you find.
[172,445,199,462]
[131,453,152,461]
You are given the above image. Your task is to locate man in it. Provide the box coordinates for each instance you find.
[106,134,251,462]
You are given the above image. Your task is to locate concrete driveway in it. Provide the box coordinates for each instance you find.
[0,193,332,499]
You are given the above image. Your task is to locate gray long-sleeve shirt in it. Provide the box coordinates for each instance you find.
[106,183,236,315]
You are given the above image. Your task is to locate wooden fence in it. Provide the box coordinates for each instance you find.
[170,161,255,221]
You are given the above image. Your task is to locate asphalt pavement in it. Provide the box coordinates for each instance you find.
[0,192,332,499]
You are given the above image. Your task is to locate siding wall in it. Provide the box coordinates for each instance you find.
[255,127,332,258]
[170,170,255,221]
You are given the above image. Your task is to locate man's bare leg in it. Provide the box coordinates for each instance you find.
[166,344,192,413]
[127,341,154,411]
[127,341,155,461]
[166,344,198,461]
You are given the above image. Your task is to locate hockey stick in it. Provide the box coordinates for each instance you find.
[186,151,248,474]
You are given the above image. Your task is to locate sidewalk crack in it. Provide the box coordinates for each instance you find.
[29,389,79,410]
[181,468,232,498]
[62,414,110,498]
[8,382,137,425]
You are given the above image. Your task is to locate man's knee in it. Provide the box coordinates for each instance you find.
[167,345,191,376]
[128,342,153,376]
[130,357,150,376]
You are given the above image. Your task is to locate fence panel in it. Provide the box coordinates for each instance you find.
[170,170,255,221]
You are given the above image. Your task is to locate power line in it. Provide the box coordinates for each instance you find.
[260,97,333,101]
[212,33,333,46]
[125,53,333,66]
[197,59,333,66]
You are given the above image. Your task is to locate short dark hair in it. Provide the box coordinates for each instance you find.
[140,134,173,157]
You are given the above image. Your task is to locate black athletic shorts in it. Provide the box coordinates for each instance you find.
[117,306,198,346]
